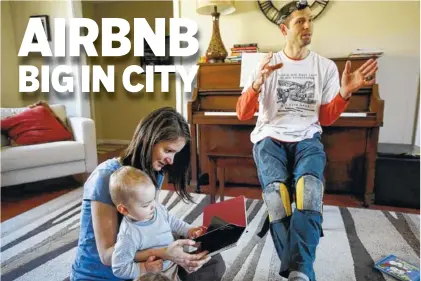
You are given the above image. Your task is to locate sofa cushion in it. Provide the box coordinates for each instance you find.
[1,104,73,145]
[1,141,85,172]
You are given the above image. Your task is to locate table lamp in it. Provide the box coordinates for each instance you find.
[196,0,235,63]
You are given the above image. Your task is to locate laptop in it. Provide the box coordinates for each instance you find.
[186,196,248,257]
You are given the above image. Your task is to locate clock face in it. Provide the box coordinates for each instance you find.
[257,0,329,25]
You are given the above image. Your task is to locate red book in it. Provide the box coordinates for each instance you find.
[203,196,247,228]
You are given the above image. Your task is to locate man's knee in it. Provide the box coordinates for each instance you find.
[295,175,324,213]
[263,181,292,222]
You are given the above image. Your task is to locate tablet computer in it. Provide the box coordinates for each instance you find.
[186,196,248,256]
[190,221,246,256]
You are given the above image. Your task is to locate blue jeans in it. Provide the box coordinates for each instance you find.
[253,133,325,281]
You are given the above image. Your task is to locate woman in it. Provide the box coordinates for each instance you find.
[70,107,226,281]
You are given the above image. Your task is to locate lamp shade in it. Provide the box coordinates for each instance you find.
[196,0,235,16]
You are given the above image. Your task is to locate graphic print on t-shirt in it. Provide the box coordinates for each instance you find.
[276,73,317,116]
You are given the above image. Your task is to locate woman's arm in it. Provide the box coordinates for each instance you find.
[91,201,119,266]
[135,240,210,271]
[135,248,166,262]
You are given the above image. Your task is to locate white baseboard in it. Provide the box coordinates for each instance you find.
[97,139,131,145]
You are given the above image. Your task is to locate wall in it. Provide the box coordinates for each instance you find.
[180,0,420,145]
[82,1,176,141]
[1,0,90,118]
[1,1,21,108]
[5,1,68,108]
[415,78,420,147]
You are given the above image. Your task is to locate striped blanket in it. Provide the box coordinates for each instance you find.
[1,187,419,281]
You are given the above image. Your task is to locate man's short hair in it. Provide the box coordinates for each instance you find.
[109,166,153,206]
[278,0,309,26]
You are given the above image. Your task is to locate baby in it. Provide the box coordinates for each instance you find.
[109,166,206,281]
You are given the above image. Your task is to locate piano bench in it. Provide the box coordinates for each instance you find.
[207,153,256,204]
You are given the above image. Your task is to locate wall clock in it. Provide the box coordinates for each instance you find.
[257,0,329,25]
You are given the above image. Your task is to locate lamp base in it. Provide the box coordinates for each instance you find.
[206,11,228,63]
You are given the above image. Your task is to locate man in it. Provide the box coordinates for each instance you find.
[236,1,378,281]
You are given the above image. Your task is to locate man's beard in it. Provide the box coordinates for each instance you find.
[301,38,311,47]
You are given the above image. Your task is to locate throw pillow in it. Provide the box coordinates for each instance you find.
[1,103,73,145]
[28,101,72,132]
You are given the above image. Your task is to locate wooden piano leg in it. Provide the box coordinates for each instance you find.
[208,157,217,204]
[218,167,225,202]
[363,127,379,207]
[190,124,200,193]
[364,193,375,207]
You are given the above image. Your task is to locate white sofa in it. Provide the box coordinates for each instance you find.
[1,104,98,187]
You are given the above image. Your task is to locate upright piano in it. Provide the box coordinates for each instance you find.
[187,58,384,206]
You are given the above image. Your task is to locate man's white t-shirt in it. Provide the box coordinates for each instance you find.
[242,50,340,143]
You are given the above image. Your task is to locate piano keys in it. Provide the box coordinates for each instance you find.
[187,58,384,206]
[203,112,374,117]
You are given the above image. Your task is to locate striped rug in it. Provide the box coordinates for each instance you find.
[1,188,419,281]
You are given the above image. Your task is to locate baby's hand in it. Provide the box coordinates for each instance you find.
[188,226,207,239]
[144,256,163,273]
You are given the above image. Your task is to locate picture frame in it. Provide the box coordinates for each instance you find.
[30,15,51,43]
[140,36,174,69]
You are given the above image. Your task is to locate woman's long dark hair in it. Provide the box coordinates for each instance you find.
[120,107,193,202]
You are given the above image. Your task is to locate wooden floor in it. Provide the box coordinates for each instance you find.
[2,144,419,222]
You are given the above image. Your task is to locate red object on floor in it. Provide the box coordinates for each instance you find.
[203,195,247,227]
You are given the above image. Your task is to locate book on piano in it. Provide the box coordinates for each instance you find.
[349,48,384,58]
[185,196,248,256]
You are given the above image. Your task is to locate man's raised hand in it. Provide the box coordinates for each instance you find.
[252,52,283,93]
[340,58,378,99]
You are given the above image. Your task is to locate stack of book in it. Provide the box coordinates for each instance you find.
[348,48,384,58]
[225,43,259,63]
